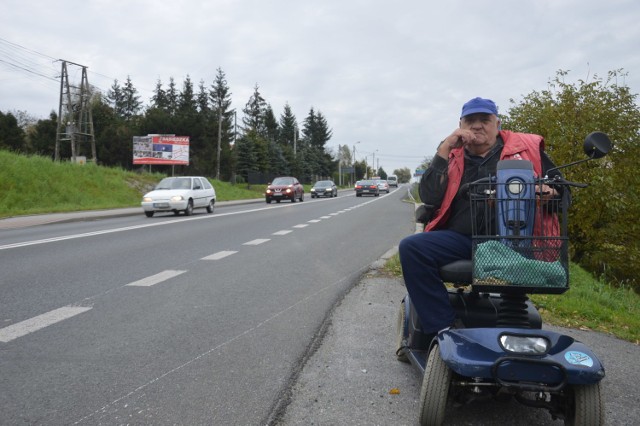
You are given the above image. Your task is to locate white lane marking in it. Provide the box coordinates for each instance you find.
[308,219,321,223]
[0,203,311,251]
[272,230,292,235]
[329,212,340,216]
[243,238,270,246]
[293,224,308,228]
[2,195,387,251]
[126,270,187,287]
[202,250,238,260]
[0,306,92,343]
[320,216,331,219]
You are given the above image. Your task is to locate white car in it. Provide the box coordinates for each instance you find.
[141,176,216,217]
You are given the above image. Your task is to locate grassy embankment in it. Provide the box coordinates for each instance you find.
[0,150,266,218]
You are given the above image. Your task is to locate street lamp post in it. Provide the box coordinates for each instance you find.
[352,141,360,184]
[371,150,378,177]
[338,144,342,186]
[293,124,298,157]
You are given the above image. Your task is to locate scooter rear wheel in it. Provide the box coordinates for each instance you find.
[419,343,451,426]
[565,382,605,426]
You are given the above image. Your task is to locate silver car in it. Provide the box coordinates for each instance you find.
[141,176,216,217]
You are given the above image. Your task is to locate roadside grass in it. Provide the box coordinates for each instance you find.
[531,264,640,344]
[383,252,640,345]
[0,150,265,218]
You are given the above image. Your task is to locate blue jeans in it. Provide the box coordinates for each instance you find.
[398,230,472,334]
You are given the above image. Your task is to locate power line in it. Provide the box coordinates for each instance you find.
[0,37,58,61]
[0,58,58,81]
[0,37,114,96]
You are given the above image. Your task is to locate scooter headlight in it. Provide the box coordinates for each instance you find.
[507,178,525,195]
[499,334,549,354]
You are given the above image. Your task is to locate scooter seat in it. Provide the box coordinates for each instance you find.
[441,260,473,284]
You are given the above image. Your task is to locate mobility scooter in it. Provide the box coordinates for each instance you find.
[396,132,612,425]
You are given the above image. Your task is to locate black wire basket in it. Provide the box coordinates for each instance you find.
[470,180,570,294]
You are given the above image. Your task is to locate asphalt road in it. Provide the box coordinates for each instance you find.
[0,189,414,424]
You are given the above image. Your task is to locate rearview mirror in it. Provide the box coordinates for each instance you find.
[584,132,612,159]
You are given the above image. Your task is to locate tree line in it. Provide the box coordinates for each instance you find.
[0,68,352,184]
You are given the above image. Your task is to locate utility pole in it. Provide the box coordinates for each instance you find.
[55,60,96,163]
[338,144,342,186]
[293,124,297,157]
[352,141,360,183]
[216,107,222,181]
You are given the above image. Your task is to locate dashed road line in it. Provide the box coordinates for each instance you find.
[243,238,270,245]
[126,270,187,287]
[0,306,92,343]
[273,230,293,235]
[202,250,238,260]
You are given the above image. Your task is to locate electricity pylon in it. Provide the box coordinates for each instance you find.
[54,60,96,163]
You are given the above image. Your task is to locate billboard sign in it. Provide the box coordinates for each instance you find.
[133,135,190,165]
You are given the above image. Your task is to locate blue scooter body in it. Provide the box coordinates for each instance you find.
[438,328,605,388]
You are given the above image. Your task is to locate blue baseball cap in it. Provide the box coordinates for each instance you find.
[460,97,498,118]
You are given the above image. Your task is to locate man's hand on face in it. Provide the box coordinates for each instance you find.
[437,129,476,159]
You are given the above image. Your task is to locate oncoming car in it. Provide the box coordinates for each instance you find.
[265,176,304,203]
[310,180,338,198]
[355,180,380,197]
[141,176,216,217]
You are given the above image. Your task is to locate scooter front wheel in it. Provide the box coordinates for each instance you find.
[565,382,605,426]
[419,343,451,426]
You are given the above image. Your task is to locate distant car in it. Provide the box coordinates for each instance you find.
[310,180,337,198]
[141,176,216,217]
[376,179,390,193]
[355,180,380,197]
[265,176,304,203]
[387,175,398,187]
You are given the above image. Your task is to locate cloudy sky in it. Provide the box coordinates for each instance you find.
[2,0,639,175]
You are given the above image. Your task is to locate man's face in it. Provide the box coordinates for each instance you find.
[459,113,500,153]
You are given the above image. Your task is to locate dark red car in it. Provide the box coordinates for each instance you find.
[355,180,380,197]
[265,176,304,203]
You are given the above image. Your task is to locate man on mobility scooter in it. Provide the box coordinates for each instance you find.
[396,97,608,425]
[399,97,563,342]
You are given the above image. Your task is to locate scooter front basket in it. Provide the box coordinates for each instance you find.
[470,179,569,294]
